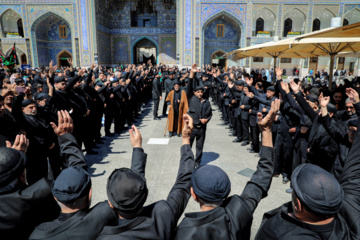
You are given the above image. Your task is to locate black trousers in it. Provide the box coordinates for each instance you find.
[190,125,206,165]
[250,125,260,152]
[153,98,160,118]
[235,115,243,140]
[162,93,169,115]
[104,106,114,134]
[241,118,250,141]
[274,131,294,178]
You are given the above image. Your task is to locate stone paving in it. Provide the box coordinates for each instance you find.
[86,98,290,239]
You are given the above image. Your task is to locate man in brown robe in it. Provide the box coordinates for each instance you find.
[166,82,189,137]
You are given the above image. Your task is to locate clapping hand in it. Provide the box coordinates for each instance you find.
[50,110,74,136]
[6,134,29,154]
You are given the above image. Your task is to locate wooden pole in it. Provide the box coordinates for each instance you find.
[329,54,335,90]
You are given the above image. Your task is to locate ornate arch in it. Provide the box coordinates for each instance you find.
[343,7,360,25]
[0,8,22,36]
[283,7,307,18]
[57,50,72,67]
[253,7,276,18]
[201,10,245,66]
[131,36,159,64]
[30,11,74,67]
[252,7,276,34]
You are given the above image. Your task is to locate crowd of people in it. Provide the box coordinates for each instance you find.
[1,59,360,239]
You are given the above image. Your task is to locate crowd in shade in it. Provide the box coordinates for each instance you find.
[1,59,360,240]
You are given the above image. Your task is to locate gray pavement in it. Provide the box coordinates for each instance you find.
[87,98,290,239]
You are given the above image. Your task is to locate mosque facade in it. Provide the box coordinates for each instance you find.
[1,0,360,74]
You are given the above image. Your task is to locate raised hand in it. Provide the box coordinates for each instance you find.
[280,81,290,94]
[275,67,283,78]
[289,80,300,94]
[129,125,142,148]
[191,63,198,73]
[346,88,360,104]
[6,134,29,154]
[258,99,280,132]
[318,92,330,108]
[50,110,74,136]
[245,77,253,87]
[182,114,193,144]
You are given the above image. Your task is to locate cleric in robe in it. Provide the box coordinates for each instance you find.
[165,81,189,137]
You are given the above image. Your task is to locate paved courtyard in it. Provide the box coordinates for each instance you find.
[86,98,290,239]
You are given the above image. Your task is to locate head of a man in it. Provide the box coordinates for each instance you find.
[191,165,231,209]
[36,84,43,93]
[2,77,10,89]
[3,91,14,107]
[52,167,92,212]
[291,164,343,222]
[333,92,343,104]
[347,120,358,143]
[35,93,48,107]
[306,94,319,112]
[174,83,180,92]
[54,77,66,91]
[112,80,119,88]
[345,98,355,116]
[0,147,27,193]
[266,86,275,99]
[22,100,37,116]
[107,168,148,219]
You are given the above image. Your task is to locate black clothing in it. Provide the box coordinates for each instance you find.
[174,146,275,240]
[255,203,350,240]
[0,109,22,147]
[29,201,117,240]
[152,78,162,118]
[294,92,338,171]
[0,133,86,240]
[97,144,195,240]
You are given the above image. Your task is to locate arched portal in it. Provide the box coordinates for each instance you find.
[57,50,72,67]
[21,53,27,65]
[343,8,360,25]
[283,8,306,36]
[211,51,227,69]
[1,9,23,38]
[313,19,321,31]
[202,13,241,66]
[132,37,158,65]
[253,8,276,36]
[31,12,73,67]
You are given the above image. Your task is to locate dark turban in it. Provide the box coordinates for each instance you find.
[191,165,231,203]
[52,166,91,203]
[292,164,343,215]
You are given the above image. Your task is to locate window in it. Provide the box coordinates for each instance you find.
[312,19,321,31]
[338,57,345,64]
[283,18,292,37]
[216,24,224,38]
[281,58,291,63]
[255,18,264,35]
[59,25,67,39]
[343,19,349,26]
[310,57,318,63]
[253,57,263,62]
